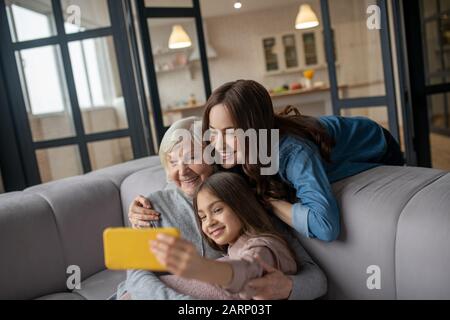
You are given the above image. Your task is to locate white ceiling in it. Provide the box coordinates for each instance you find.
[200,0,303,18]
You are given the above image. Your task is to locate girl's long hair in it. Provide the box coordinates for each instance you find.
[193,172,295,260]
[202,79,335,204]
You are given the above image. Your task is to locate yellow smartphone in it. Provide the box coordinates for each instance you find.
[103,227,180,271]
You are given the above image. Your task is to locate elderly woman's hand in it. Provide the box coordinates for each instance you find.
[128,195,160,228]
[244,256,293,300]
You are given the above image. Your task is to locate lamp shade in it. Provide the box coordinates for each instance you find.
[295,4,320,30]
[168,25,192,49]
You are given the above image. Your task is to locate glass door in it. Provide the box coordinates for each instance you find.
[135,0,211,143]
[320,0,401,146]
[402,0,450,169]
[420,0,450,170]
[0,0,150,187]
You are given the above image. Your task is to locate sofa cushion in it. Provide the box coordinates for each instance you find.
[396,172,450,299]
[0,193,67,300]
[24,177,123,281]
[298,166,447,300]
[72,270,126,300]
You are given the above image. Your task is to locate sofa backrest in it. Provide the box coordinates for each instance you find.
[24,176,123,282]
[1,156,449,300]
[298,165,450,300]
[0,192,67,299]
[0,157,159,300]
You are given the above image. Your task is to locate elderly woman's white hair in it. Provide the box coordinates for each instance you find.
[158,116,203,172]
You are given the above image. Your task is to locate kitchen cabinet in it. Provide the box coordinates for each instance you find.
[261,29,329,75]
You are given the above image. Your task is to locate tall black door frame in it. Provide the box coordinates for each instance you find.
[320,0,401,144]
[135,0,212,144]
[391,0,418,166]
[0,0,152,189]
[0,60,27,191]
[401,0,447,167]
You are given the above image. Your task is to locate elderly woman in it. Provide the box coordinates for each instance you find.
[120,117,327,300]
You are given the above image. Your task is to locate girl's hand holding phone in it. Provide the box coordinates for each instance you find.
[150,234,207,279]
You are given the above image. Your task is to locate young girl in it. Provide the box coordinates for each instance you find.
[151,172,297,300]
[202,80,405,242]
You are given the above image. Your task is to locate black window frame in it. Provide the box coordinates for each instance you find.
[0,0,152,189]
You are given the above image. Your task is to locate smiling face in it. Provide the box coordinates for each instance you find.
[208,104,243,169]
[167,143,214,197]
[196,188,243,246]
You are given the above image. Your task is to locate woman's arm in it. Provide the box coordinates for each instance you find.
[246,252,327,300]
[283,228,328,300]
[278,143,340,242]
[268,199,293,226]
[246,220,327,300]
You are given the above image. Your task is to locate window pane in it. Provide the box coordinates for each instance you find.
[423,20,444,85]
[329,0,386,99]
[88,138,133,171]
[421,0,437,19]
[5,0,56,42]
[421,0,450,85]
[145,0,193,7]
[15,45,76,142]
[68,37,129,134]
[36,145,83,183]
[441,0,450,12]
[428,93,450,171]
[61,0,111,34]
[429,94,447,129]
[148,18,207,127]
[423,19,450,85]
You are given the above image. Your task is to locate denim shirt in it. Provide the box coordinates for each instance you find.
[278,115,387,242]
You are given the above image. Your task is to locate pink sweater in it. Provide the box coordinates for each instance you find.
[160,234,298,300]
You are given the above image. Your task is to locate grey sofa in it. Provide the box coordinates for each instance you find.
[0,156,449,300]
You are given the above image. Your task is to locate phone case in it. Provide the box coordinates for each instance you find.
[103,227,180,271]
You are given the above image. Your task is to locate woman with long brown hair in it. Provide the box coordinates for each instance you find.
[203,79,404,242]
